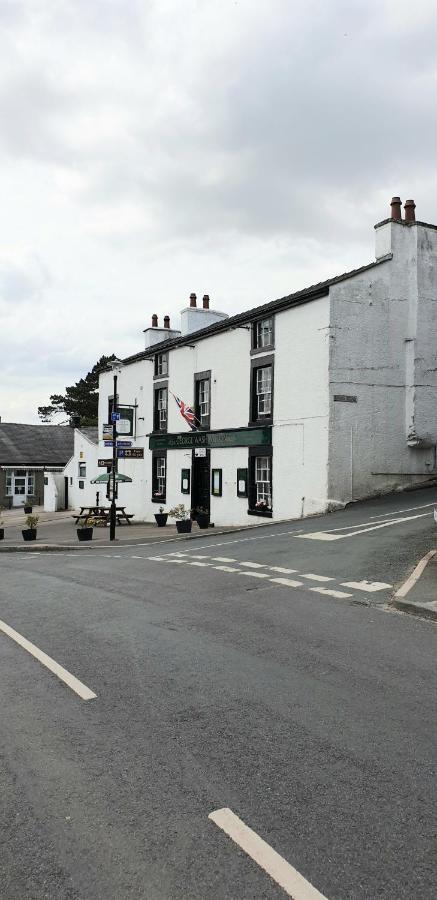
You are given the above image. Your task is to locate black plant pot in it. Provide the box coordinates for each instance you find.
[0,528,4,540]
[22,529,37,541]
[196,514,209,529]
[154,513,168,527]
[176,519,192,534]
[24,505,33,514]
[77,528,93,541]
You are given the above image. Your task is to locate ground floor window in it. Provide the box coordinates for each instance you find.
[248,447,272,517]
[152,451,167,502]
[5,470,35,499]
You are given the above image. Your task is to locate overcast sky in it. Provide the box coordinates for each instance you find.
[1,0,436,423]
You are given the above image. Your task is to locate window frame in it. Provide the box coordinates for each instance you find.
[153,383,168,433]
[211,468,222,497]
[251,316,274,354]
[151,449,167,502]
[249,355,274,425]
[154,352,169,379]
[247,445,273,517]
[78,462,86,478]
[194,370,211,430]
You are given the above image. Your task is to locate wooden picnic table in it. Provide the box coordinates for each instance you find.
[73,506,134,526]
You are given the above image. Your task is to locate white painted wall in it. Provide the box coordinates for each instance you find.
[328,219,437,503]
[63,431,100,509]
[43,472,65,512]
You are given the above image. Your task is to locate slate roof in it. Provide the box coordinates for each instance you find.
[122,254,392,367]
[0,424,75,466]
[78,427,98,445]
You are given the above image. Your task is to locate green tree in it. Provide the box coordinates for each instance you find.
[38,354,116,426]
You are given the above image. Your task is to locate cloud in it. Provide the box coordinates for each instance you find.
[1,0,437,421]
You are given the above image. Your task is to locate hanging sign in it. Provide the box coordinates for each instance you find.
[116,440,132,448]
[104,440,114,447]
[117,448,144,459]
[98,458,113,467]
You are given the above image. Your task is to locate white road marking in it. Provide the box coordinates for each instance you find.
[269,566,298,574]
[213,565,239,573]
[0,620,96,701]
[310,587,352,599]
[131,555,147,559]
[240,561,265,568]
[271,577,304,588]
[299,512,430,541]
[187,554,210,559]
[239,571,270,579]
[369,502,436,520]
[301,573,334,582]
[166,559,187,564]
[209,808,327,899]
[394,549,437,599]
[212,556,237,563]
[341,580,392,592]
[147,556,166,561]
[187,561,211,567]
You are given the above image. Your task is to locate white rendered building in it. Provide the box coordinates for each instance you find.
[72,197,437,526]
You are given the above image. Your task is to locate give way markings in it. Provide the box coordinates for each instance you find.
[297,511,431,541]
[209,808,327,898]
[0,619,96,701]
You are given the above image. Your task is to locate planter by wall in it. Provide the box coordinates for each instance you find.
[77,528,93,542]
[0,528,4,541]
[196,514,209,529]
[176,519,192,534]
[22,529,37,541]
[154,513,168,527]
[24,506,33,514]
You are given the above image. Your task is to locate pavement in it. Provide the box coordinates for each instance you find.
[0,507,255,550]
[392,549,437,621]
[1,487,437,899]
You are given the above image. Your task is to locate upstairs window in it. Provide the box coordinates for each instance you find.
[154,386,168,431]
[155,352,168,378]
[78,462,86,478]
[252,317,273,351]
[194,371,211,429]
[256,366,272,416]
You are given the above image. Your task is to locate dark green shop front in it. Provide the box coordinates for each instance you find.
[148,425,271,451]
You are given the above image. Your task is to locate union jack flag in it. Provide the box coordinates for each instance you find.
[172,393,199,431]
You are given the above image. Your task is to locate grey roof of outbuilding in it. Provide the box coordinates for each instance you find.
[121,253,392,367]
[78,427,98,445]
[0,424,75,466]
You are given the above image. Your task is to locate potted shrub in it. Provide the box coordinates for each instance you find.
[24,497,33,514]
[77,518,94,542]
[169,504,192,534]
[0,507,4,541]
[154,506,168,527]
[22,514,39,542]
[193,506,209,529]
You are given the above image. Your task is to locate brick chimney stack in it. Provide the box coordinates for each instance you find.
[390,197,402,220]
[404,199,416,222]
[151,313,158,327]
[189,292,197,308]
[202,294,210,309]
[164,315,170,329]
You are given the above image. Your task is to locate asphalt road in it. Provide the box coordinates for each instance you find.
[1,488,437,899]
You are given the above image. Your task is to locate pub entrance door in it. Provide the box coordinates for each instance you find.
[191,451,210,520]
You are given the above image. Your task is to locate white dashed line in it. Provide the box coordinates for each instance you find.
[269,566,298,574]
[310,587,353,599]
[341,580,392,592]
[301,573,334,582]
[187,561,211,567]
[213,565,239,573]
[147,556,166,561]
[212,557,237,563]
[239,561,265,569]
[209,808,327,899]
[270,577,304,588]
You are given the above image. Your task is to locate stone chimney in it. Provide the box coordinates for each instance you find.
[143,312,180,348]
[164,315,170,328]
[180,292,228,336]
[404,199,416,223]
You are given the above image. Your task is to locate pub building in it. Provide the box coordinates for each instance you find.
[90,199,437,526]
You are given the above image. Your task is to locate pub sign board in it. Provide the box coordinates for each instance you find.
[98,458,113,467]
[149,426,272,451]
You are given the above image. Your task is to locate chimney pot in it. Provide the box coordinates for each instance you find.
[390,197,402,220]
[404,199,416,222]
[189,292,197,308]
[151,313,158,327]
[202,294,210,309]
[164,315,170,329]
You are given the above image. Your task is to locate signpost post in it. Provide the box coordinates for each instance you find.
[108,359,124,541]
